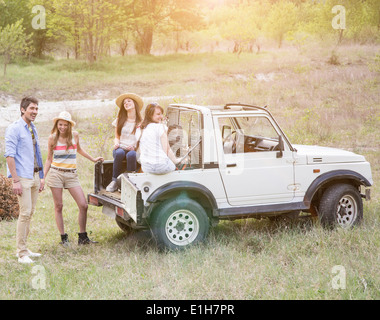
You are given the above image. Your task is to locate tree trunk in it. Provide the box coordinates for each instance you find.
[278,34,283,48]
[135,26,153,55]
[87,31,95,63]
[3,54,10,76]
[120,39,128,56]
[74,25,80,59]
[337,29,344,44]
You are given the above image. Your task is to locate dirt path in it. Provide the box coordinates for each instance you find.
[0,94,195,129]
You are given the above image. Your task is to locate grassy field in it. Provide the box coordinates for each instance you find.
[0,43,379,300]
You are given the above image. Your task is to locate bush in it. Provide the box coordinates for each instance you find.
[0,174,19,220]
[327,51,340,65]
[368,54,380,73]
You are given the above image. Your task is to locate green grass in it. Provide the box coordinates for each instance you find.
[0,181,379,299]
[0,43,379,299]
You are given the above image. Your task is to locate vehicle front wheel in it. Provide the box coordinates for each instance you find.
[318,183,363,229]
[149,196,210,250]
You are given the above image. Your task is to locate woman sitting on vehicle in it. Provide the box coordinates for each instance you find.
[106,93,143,192]
[136,103,180,174]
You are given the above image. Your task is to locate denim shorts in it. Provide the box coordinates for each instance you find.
[141,158,176,175]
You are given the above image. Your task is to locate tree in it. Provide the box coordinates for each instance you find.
[0,20,32,76]
[51,0,121,62]
[264,0,298,48]
[211,2,268,54]
[170,7,205,53]
[131,0,203,55]
[112,0,134,56]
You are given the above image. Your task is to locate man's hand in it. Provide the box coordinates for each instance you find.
[13,181,22,196]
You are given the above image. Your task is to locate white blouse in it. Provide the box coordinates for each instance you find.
[112,119,137,149]
[136,123,169,165]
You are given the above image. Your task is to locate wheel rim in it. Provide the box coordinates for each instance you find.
[336,194,358,228]
[165,209,199,246]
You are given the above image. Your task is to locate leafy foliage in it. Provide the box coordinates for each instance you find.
[0,20,33,75]
[0,0,378,63]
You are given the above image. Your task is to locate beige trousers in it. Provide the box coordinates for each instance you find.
[16,174,40,258]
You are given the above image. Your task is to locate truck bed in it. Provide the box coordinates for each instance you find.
[98,189,121,201]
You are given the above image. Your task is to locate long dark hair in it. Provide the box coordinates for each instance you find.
[116,98,142,136]
[140,103,164,130]
[136,103,164,150]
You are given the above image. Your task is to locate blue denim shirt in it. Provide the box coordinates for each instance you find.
[4,117,44,179]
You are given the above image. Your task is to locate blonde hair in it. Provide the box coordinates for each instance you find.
[51,120,74,151]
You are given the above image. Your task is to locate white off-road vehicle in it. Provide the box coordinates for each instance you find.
[88,103,373,250]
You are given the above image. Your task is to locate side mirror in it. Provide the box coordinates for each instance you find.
[276,135,284,158]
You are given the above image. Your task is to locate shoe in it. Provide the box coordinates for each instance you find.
[16,249,42,258]
[78,232,98,245]
[28,250,42,258]
[18,256,34,264]
[60,233,70,247]
[106,180,118,192]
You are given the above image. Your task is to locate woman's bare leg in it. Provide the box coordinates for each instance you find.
[68,186,88,233]
[50,187,65,235]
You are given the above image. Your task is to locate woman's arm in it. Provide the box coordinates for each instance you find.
[75,132,104,163]
[160,132,179,165]
[6,157,22,195]
[114,126,120,150]
[42,135,55,189]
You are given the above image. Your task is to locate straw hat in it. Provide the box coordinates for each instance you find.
[53,111,76,127]
[115,93,143,111]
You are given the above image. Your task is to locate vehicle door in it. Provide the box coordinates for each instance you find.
[215,114,295,206]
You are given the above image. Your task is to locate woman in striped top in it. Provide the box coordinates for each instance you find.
[44,111,103,246]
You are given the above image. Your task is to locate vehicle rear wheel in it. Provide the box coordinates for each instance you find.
[318,183,363,229]
[150,196,210,250]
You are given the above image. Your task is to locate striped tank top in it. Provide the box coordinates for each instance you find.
[51,138,77,170]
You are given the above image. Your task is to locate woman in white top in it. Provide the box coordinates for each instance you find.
[136,103,179,174]
[106,93,143,192]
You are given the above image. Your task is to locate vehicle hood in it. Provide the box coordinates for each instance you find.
[293,144,366,164]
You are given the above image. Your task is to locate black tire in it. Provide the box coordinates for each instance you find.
[318,183,363,229]
[150,196,210,250]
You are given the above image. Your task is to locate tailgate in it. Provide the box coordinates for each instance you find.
[121,174,144,224]
[88,175,144,225]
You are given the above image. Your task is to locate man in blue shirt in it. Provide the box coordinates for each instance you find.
[4,96,45,264]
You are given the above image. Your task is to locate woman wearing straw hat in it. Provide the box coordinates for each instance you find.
[105,93,143,192]
[43,111,103,246]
